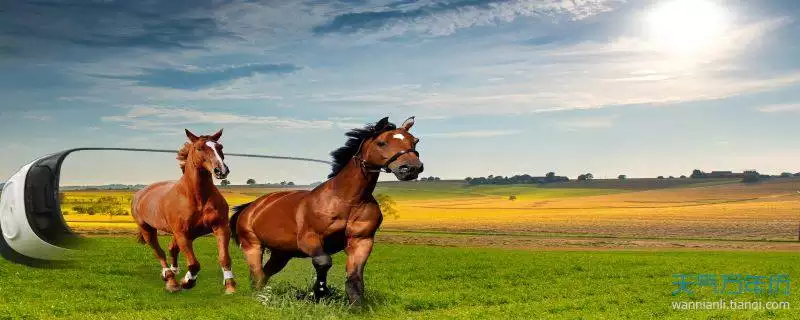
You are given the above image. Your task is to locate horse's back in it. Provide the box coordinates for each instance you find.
[244,190,309,252]
[132,181,176,231]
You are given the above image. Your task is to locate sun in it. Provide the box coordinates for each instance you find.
[645,0,731,56]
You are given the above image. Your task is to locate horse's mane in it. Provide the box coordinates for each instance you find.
[328,118,396,178]
[177,142,191,173]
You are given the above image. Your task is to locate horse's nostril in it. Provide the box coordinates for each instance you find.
[398,165,410,173]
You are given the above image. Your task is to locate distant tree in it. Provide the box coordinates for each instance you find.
[465,177,473,184]
[618,175,627,180]
[795,173,800,177]
[742,170,761,183]
[246,178,256,185]
[488,175,494,179]
[287,181,295,186]
[780,172,792,178]
[680,175,687,179]
[434,177,441,181]
[375,193,399,220]
[220,179,231,187]
[669,176,675,179]
[577,174,588,181]
[508,195,517,201]
[690,169,705,179]
[657,176,665,179]
[280,181,287,186]
[546,172,556,181]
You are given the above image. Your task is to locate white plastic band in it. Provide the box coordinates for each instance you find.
[161,268,171,278]
[184,271,197,282]
[223,269,234,284]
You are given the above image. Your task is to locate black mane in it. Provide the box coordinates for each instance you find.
[328,117,396,178]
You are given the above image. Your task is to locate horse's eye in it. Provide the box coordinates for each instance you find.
[377,141,387,147]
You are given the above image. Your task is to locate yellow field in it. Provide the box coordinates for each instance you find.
[62,179,800,243]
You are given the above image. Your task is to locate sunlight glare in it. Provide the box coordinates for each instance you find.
[646,0,731,56]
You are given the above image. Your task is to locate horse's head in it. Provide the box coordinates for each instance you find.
[362,116,424,181]
[183,129,230,179]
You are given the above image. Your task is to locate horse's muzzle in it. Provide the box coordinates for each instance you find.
[393,163,423,181]
[214,165,230,179]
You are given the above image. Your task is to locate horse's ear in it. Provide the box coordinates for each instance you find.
[401,116,415,131]
[210,128,223,141]
[185,129,199,142]
[375,117,390,130]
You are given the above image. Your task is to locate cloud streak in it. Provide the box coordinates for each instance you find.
[102,105,335,131]
[420,129,523,138]
[93,63,301,90]
[757,103,800,113]
[313,0,621,39]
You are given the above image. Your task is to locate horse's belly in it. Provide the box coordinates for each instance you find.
[323,231,347,254]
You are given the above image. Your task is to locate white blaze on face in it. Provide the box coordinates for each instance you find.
[392,133,405,141]
[205,141,226,173]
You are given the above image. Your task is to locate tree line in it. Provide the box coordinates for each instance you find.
[465,172,570,185]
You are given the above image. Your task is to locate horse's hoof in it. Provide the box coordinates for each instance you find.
[166,280,181,293]
[224,279,236,295]
[181,279,197,290]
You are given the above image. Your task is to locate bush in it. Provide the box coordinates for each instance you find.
[375,194,399,220]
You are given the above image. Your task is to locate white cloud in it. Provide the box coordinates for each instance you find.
[102,105,335,131]
[555,116,616,131]
[321,0,621,43]
[757,103,800,113]
[420,130,523,138]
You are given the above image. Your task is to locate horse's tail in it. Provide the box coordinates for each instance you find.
[135,232,146,245]
[130,189,146,245]
[230,202,253,246]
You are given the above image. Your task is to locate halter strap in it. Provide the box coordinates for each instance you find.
[353,148,418,174]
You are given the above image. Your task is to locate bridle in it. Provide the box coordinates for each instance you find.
[353,137,419,174]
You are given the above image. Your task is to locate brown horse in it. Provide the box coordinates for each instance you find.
[230,116,423,306]
[132,129,237,294]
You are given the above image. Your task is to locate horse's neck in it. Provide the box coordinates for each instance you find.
[180,164,216,203]
[326,158,379,203]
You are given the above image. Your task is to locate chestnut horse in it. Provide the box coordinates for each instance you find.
[230,116,423,306]
[132,129,237,294]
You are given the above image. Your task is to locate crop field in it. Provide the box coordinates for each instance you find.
[3,178,800,319]
[1,237,799,319]
[61,178,800,249]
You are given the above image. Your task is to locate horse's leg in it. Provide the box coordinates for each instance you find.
[298,232,332,300]
[212,226,236,294]
[344,236,374,307]
[175,233,201,290]
[139,225,180,293]
[168,238,180,276]
[241,240,266,290]
[263,251,291,284]
[311,253,333,300]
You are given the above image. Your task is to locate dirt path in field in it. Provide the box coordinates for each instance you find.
[72,227,800,252]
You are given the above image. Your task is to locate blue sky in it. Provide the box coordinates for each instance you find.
[1,0,799,185]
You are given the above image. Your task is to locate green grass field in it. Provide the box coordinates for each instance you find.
[1,237,798,319]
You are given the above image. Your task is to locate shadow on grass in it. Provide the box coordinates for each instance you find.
[251,278,396,317]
